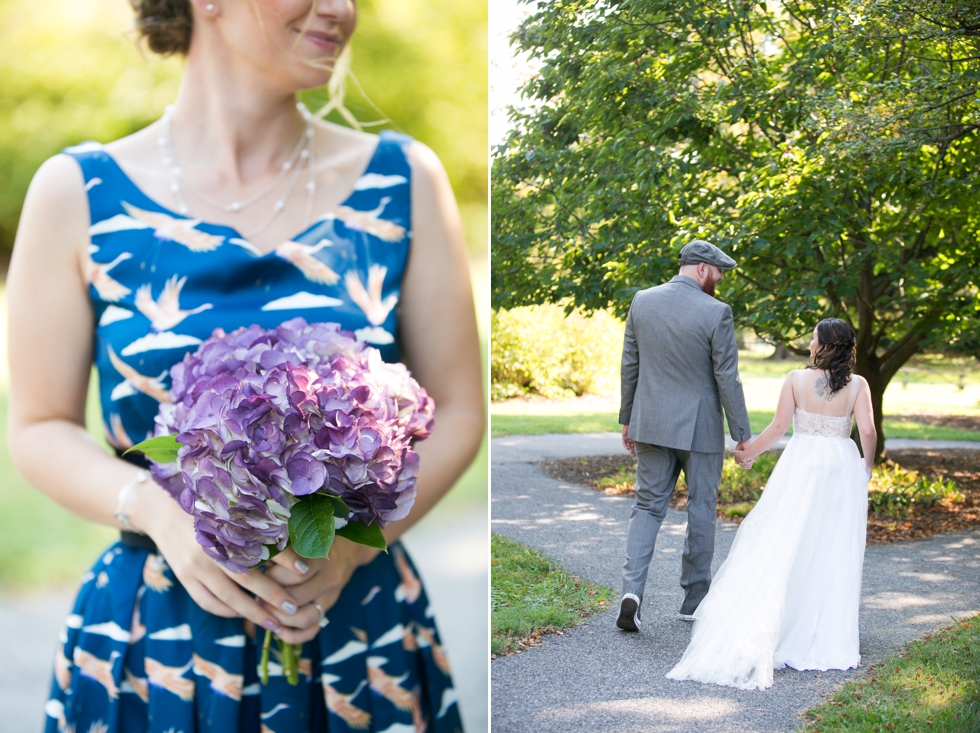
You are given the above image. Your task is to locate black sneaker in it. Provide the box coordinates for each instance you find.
[616,593,641,632]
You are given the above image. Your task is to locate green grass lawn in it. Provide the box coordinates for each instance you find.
[491,410,980,442]
[802,614,980,732]
[491,533,614,657]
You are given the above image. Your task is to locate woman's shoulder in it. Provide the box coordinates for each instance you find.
[22,153,88,223]
[14,153,90,264]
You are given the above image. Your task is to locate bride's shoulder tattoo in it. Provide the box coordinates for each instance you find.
[814,375,835,401]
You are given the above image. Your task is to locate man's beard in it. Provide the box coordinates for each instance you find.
[700,278,717,297]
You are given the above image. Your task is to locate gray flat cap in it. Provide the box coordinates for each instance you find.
[678,239,737,270]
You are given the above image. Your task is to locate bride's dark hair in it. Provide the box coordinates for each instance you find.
[806,318,856,395]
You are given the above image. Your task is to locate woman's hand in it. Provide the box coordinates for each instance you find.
[258,540,380,644]
[133,484,309,642]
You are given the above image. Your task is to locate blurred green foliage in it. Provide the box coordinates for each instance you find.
[491,303,623,400]
[0,0,487,257]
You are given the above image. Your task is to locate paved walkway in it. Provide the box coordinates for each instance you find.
[0,502,488,733]
[491,433,980,733]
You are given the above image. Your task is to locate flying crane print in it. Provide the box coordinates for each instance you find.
[135,275,213,331]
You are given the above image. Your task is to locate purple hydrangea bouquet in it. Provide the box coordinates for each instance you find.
[128,317,434,683]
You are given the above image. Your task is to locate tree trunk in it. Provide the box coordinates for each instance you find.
[768,343,793,360]
[860,366,887,463]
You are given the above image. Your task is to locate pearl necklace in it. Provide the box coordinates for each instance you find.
[158,102,318,239]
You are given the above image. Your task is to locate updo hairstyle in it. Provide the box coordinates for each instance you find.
[131,0,193,56]
[806,318,856,395]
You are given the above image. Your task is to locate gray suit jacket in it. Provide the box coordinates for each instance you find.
[620,275,751,453]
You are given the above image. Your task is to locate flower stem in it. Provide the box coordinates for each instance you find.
[280,638,300,685]
[260,629,272,685]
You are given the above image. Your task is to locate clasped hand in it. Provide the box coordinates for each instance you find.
[145,495,375,645]
[621,424,636,456]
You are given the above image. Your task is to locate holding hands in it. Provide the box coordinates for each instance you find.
[733,440,754,470]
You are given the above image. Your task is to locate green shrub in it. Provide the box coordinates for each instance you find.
[594,465,634,493]
[585,452,965,523]
[868,464,963,518]
[593,454,780,512]
[722,502,756,519]
[491,304,623,400]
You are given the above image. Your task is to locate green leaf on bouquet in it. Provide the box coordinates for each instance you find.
[324,494,350,518]
[336,520,387,552]
[288,494,336,559]
[125,434,182,463]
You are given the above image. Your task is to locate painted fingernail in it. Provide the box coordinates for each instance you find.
[262,619,280,631]
[294,559,310,574]
[281,601,298,615]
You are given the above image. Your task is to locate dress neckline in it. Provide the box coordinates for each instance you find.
[96,132,388,256]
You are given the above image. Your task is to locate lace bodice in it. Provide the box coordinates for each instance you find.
[793,408,853,439]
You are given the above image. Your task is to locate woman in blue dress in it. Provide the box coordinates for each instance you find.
[6,1,483,731]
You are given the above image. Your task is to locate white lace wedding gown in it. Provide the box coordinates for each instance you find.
[666,370,869,690]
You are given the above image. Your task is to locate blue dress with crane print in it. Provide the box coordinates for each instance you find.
[43,131,463,733]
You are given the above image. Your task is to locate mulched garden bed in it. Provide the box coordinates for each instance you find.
[537,449,980,545]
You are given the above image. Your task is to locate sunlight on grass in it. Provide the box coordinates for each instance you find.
[738,353,980,417]
[491,349,979,441]
[491,409,979,442]
[492,350,979,417]
[491,534,613,657]
[802,614,980,732]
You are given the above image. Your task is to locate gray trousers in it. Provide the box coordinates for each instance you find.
[622,442,724,615]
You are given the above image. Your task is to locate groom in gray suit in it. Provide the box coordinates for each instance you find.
[617,240,751,632]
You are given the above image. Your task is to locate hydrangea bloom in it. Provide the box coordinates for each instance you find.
[148,318,434,573]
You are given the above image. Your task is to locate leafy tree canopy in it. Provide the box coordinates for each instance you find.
[492,0,980,459]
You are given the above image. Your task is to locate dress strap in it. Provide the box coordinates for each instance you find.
[792,370,805,411]
[60,141,121,226]
[371,129,413,177]
[845,376,860,417]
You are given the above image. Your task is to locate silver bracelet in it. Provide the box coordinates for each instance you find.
[115,469,151,535]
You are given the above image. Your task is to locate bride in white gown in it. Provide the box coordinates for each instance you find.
[666,318,877,690]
